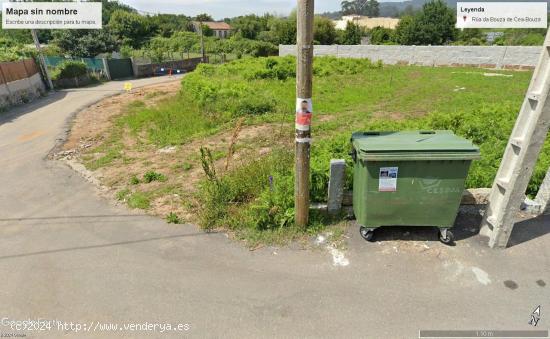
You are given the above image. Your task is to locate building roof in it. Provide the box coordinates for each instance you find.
[201,21,232,30]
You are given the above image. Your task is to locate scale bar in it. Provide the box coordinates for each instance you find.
[419,330,549,338]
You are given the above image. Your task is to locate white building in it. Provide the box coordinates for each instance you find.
[334,15,400,30]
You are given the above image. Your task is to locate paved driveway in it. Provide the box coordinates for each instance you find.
[0,78,548,338]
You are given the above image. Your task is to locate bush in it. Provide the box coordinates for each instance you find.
[0,38,36,62]
[51,61,87,80]
[143,171,167,183]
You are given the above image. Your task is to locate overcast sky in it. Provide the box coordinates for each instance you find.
[121,0,342,19]
[0,0,355,20]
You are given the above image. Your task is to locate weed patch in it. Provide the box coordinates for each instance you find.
[129,175,140,185]
[166,212,181,224]
[127,192,150,209]
[143,171,167,183]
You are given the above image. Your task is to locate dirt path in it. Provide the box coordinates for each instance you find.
[60,79,291,222]
[63,81,181,151]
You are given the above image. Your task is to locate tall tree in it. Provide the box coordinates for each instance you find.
[393,15,417,45]
[341,1,354,15]
[109,10,155,49]
[366,0,380,17]
[341,0,366,15]
[147,36,171,62]
[194,14,214,22]
[341,21,363,44]
[101,0,135,25]
[148,14,193,38]
[230,15,270,40]
[341,0,379,16]
[414,0,457,45]
[393,0,457,45]
[171,31,199,59]
[52,29,118,57]
[314,16,337,45]
[267,15,297,45]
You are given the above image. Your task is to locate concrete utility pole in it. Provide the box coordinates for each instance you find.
[295,0,315,228]
[31,29,54,91]
[480,30,550,248]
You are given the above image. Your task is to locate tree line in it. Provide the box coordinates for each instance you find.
[367,0,547,46]
[1,0,547,63]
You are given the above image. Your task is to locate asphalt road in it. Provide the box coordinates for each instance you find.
[0,78,549,338]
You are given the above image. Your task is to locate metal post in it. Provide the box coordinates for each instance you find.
[200,22,206,63]
[31,29,54,91]
[102,58,111,80]
[295,0,315,228]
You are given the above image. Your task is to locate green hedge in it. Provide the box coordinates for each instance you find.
[51,61,87,80]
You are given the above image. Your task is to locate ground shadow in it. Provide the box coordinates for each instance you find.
[0,80,131,127]
[0,91,68,126]
[363,208,549,248]
[360,207,485,244]
[507,213,550,248]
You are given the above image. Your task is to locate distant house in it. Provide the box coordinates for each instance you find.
[334,15,400,30]
[193,21,232,39]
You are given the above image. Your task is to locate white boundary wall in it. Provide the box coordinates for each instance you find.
[0,73,46,109]
[279,45,541,69]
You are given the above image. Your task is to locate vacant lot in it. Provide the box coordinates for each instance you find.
[64,56,548,245]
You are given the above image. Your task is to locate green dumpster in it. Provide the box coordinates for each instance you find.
[351,130,480,244]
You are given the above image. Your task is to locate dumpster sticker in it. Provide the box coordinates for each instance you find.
[296,98,312,131]
[379,167,398,192]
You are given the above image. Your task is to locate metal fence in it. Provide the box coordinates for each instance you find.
[0,59,40,85]
[106,58,134,79]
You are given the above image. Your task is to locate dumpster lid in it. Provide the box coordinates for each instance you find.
[352,131,480,160]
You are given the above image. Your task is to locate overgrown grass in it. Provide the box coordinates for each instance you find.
[197,147,330,245]
[89,56,548,245]
[117,57,383,147]
[121,99,217,146]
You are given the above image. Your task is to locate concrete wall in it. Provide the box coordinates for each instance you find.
[0,73,46,110]
[279,45,542,69]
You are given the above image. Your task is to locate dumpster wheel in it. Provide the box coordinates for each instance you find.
[439,229,454,245]
[360,227,376,242]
